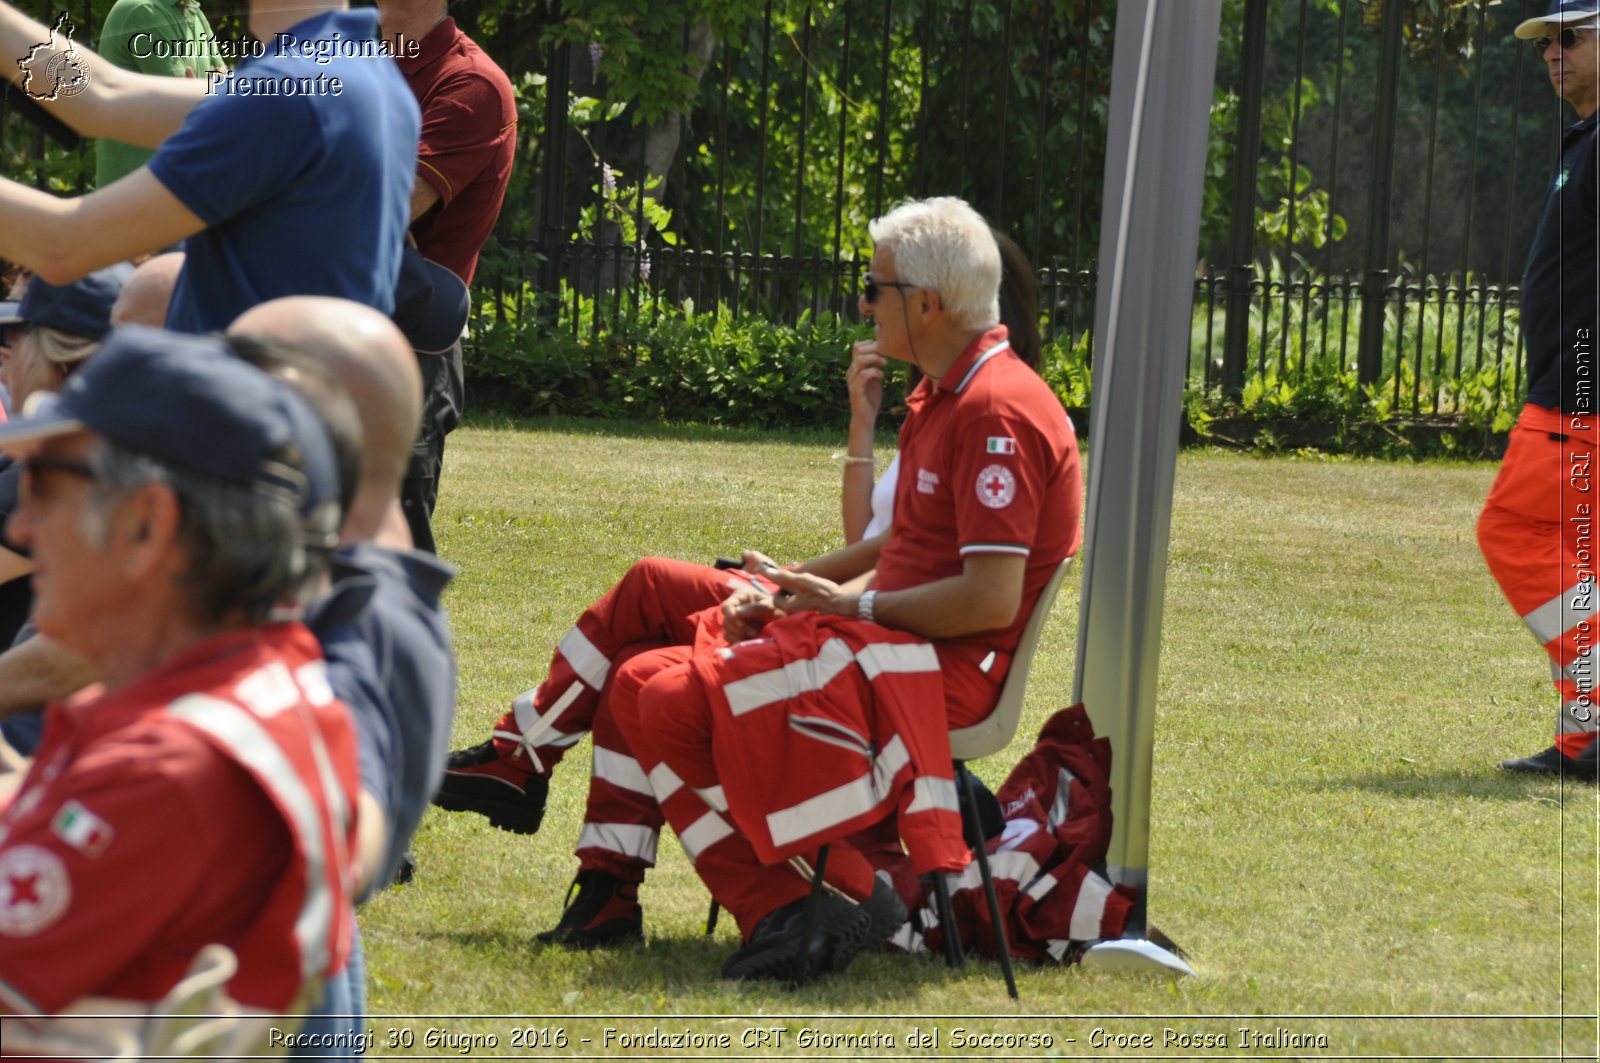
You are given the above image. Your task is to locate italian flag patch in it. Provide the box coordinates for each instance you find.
[986,436,1016,455]
[52,800,114,858]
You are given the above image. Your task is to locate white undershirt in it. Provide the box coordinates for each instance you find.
[862,452,900,540]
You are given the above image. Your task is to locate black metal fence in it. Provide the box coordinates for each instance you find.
[498,0,1116,357]
[485,0,1562,420]
[1195,0,1556,419]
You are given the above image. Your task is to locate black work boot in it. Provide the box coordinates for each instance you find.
[535,870,644,949]
[432,739,550,834]
[1499,742,1600,781]
[721,876,906,985]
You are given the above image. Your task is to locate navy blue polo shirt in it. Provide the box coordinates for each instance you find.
[305,542,456,898]
[1522,110,1599,415]
[148,9,420,333]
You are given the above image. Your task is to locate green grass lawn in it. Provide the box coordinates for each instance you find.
[358,418,1598,1060]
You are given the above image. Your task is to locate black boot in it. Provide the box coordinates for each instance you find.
[1498,743,1599,781]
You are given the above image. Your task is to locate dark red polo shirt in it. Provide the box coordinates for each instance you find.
[395,17,517,286]
[874,324,1082,659]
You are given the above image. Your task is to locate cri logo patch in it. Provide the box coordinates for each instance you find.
[976,464,1017,509]
[0,845,71,937]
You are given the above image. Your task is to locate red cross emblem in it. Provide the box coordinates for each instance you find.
[975,464,1016,509]
[7,872,39,907]
[0,845,70,935]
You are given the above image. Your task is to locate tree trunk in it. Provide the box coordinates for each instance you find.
[569,18,716,295]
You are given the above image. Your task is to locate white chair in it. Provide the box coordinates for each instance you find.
[141,944,247,1058]
[949,555,1077,762]
[0,944,258,1061]
[934,554,1076,999]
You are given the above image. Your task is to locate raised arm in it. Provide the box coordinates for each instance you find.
[841,340,886,543]
[0,168,205,283]
[0,634,95,719]
[0,3,208,146]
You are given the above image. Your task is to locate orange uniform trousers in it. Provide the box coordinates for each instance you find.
[1478,403,1600,755]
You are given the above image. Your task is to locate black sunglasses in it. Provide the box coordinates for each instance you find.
[1535,27,1590,55]
[0,323,30,348]
[862,276,919,305]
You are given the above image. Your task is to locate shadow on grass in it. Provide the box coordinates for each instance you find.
[1315,767,1586,801]
[416,926,980,1004]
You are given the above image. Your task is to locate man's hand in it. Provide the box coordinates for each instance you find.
[765,553,1028,640]
[409,176,443,223]
[0,731,27,774]
[354,789,388,900]
[0,634,95,719]
[739,548,781,575]
[760,565,856,618]
[0,544,30,586]
[721,583,783,643]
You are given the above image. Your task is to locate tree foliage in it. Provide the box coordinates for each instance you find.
[0,0,1553,328]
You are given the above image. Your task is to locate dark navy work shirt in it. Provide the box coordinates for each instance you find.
[1522,110,1599,415]
[304,542,456,898]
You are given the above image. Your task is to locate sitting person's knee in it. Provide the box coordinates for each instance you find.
[634,662,716,786]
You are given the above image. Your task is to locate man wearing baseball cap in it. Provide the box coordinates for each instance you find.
[1481,0,1600,778]
[0,327,361,1055]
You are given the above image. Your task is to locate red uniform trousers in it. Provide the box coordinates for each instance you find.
[486,558,769,880]
[1478,403,1600,755]
[620,616,973,939]
[613,645,883,938]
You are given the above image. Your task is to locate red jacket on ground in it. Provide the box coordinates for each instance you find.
[689,611,970,876]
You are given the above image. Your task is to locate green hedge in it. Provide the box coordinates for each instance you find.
[468,305,870,429]
[464,294,1518,459]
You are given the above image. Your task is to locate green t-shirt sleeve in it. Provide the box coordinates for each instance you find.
[99,0,228,76]
[100,0,187,77]
[189,9,225,74]
[94,0,229,188]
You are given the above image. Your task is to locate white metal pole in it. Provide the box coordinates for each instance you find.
[1074,0,1221,971]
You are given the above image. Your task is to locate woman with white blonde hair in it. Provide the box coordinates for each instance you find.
[0,262,132,415]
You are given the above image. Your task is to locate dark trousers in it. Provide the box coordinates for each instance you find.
[401,339,464,554]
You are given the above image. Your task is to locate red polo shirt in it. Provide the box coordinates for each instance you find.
[875,325,1082,659]
[396,17,517,286]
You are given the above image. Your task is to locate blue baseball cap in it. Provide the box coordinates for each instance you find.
[2,263,133,343]
[0,325,339,527]
[392,248,469,356]
[1516,0,1600,38]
